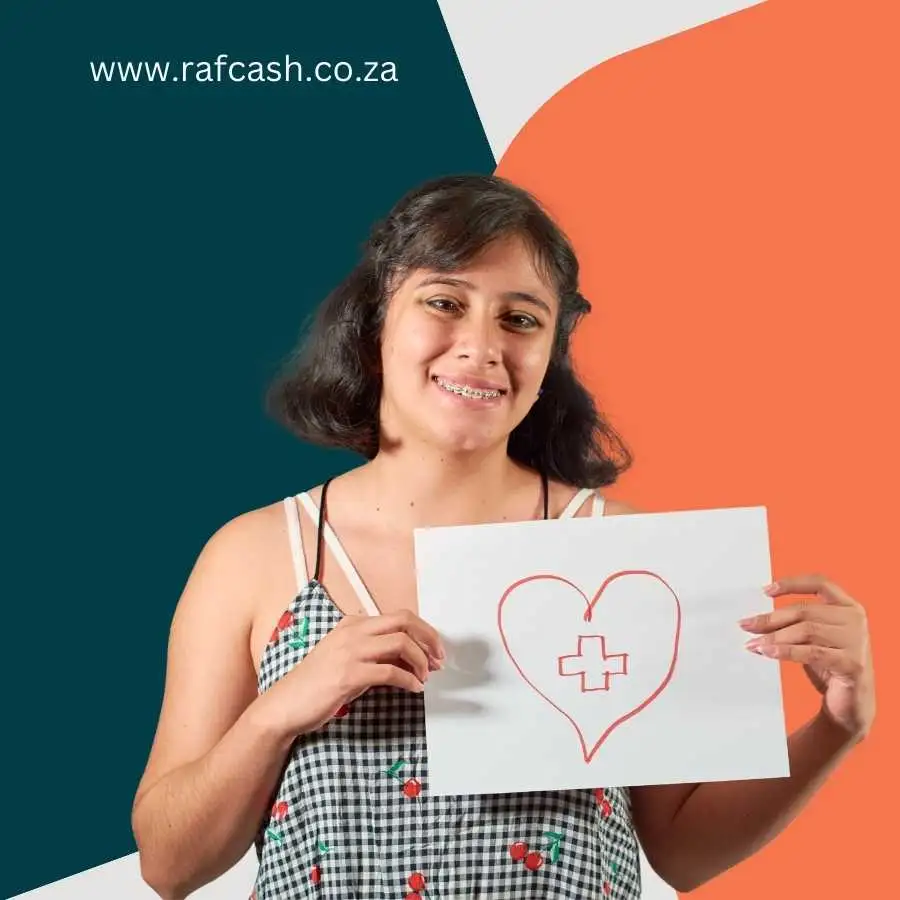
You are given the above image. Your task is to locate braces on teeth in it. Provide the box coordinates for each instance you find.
[435,377,502,400]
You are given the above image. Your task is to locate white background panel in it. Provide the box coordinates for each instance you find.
[9,850,257,899]
[436,0,766,161]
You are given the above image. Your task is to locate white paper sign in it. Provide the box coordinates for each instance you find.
[414,506,789,796]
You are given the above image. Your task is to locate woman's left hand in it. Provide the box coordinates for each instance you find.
[739,575,875,741]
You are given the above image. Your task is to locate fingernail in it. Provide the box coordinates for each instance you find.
[745,638,762,650]
[738,617,755,628]
[764,583,779,595]
[758,645,779,657]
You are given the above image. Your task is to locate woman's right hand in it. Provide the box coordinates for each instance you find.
[259,609,446,737]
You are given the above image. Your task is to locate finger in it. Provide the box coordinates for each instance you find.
[765,575,858,608]
[364,662,426,694]
[752,642,864,676]
[365,632,431,683]
[745,620,847,650]
[740,603,848,634]
[364,610,446,662]
[334,614,371,630]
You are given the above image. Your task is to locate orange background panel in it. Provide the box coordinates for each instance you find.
[498,0,898,896]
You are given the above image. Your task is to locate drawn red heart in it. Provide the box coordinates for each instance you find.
[498,570,681,763]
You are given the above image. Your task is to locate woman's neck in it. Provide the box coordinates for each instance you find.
[346,444,539,530]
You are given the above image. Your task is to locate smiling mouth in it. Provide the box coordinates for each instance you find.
[432,376,508,401]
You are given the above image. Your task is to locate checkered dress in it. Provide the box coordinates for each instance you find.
[251,577,643,899]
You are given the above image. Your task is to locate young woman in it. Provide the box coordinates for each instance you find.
[131,175,875,900]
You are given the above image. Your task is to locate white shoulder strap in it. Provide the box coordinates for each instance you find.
[296,492,381,617]
[592,492,606,516]
[560,487,594,519]
[283,496,308,593]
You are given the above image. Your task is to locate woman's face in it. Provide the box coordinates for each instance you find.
[378,235,559,456]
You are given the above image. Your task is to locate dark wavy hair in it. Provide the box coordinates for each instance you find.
[267,173,632,488]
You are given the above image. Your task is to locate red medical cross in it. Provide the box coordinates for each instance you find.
[558,635,629,692]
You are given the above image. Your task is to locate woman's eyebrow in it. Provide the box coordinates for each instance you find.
[416,275,473,291]
[501,290,552,316]
[416,275,553,315]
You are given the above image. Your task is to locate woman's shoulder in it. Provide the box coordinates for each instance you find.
[603,497,642,516]
[172,496,305,637]
[205,498,289,556]
[190,496,304,596]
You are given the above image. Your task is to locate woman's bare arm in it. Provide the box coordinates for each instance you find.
[604,499,868,891]
[131,505,295,900]
[630,711,858,892]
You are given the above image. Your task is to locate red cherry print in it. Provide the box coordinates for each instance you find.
[310,865,321,885]
[601,799,612,817]
[594,788,605,803]
[268,627,280,645]
[407,872,426,891]
[509,841,528,862]
[277,611,294,631]
[603,881,612,895]
[334,703,350,718]
[524,851,544,871]
[271,800,289,821]
[402,777,422,798]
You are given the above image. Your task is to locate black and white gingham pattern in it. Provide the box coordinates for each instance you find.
[253,582,642,899]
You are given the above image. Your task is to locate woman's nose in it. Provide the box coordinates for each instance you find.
[453,313,501,366]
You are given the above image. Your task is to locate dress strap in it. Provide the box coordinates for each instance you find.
[592,492,607,516]
[282,496,308,594]
[560,487,594,519]
[541,469,549,520]
[297,484,381,617]
[313,479,330,583]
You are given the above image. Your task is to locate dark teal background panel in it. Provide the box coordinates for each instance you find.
[1,1,493,894]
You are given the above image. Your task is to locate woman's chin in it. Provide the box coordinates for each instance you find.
[429,424,505,456]
[380,407,515,456]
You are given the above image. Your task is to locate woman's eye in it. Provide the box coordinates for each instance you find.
[426,297,460,313]
[504,313,540,330]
